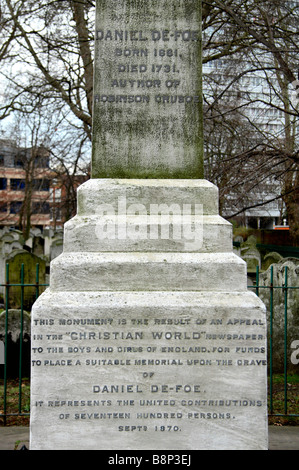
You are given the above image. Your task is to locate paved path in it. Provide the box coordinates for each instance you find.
[0,426,29,450]
[268,426,299,450]
[0,426,298,450]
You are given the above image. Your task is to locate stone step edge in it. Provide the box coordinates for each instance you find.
[34,289,265,310]
[51,251,245,264]
[77,178,220,216]
[63,214,232,253]
[49,252,247,292]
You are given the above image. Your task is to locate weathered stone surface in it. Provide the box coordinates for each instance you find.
[91,0,203,178]
[30,178,268,450]
[4,251,46,310]
[30,0,268,451]
[0,309,31,377]
[0,340,4,365]
[0,309,31,342]
[77,179,219,216]
[50,252,247,292]
[64,213,232,253]
[30,290,268,450]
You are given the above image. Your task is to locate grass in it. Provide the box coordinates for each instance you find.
[0,374,298,426]
[268,372,299,426]
[0,378,30,426]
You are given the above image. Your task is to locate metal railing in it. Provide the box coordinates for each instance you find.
[249,265,299,420]
[0,263,48,425]
[0,262,298,424]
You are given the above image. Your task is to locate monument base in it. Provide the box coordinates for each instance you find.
[30,290,268,450]
[30,180,268,450]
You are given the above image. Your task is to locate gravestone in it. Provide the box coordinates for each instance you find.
[0,339,4,379]
[5,250,46,311]
[30,0,268,450]
[259,259,299,373]
[0,309,31,377]
[0,340,4,365]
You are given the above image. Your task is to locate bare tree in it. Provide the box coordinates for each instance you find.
[202,0,299,243]
[0,0,19,119]
[4,0,94,137]
[1,0,298,241]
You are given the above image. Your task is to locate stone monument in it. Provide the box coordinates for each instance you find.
[30,0,268,450]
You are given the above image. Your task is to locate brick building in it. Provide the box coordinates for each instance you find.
[0,139,56,231]
[0,139,89,234]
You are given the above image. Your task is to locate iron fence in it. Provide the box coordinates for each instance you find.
[0,262,298,425]
[0,263,48,425]
[249,265,299,420]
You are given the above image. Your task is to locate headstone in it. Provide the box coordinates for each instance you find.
[49,238,63,261]
[5,250,46,311]
[259,259,299,373]
[32,236,45,257]
[30,0,268,450]
[240,235,261,273]
[0,309,31,377]
[262,252,283,271]
[0,340,4,365]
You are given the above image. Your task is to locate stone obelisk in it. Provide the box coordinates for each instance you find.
[30,0,268,450]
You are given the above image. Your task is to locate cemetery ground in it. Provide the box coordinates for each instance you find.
[1,373,298,427]
[0,378,30,426]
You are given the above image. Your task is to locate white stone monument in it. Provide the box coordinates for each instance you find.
[30,0,268,450]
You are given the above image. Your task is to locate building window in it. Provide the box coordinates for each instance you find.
[50,207,61,221]
[10,201,23,214]
[32,202,50,214]
[0,178,7,190]
[34,155,49,168]
[49,188,61,202]
[14,155,25,168]
[33,179,50,191]
[10,179,26,191]
[0,155,4,167]
[0,203,7,213]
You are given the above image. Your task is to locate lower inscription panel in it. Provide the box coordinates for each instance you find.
[30,290,268,450]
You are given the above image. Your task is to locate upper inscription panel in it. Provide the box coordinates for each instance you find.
[91,0,203,179]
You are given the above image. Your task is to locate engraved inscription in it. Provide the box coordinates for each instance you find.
[94,28,200,106]
[31,312,267,434]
